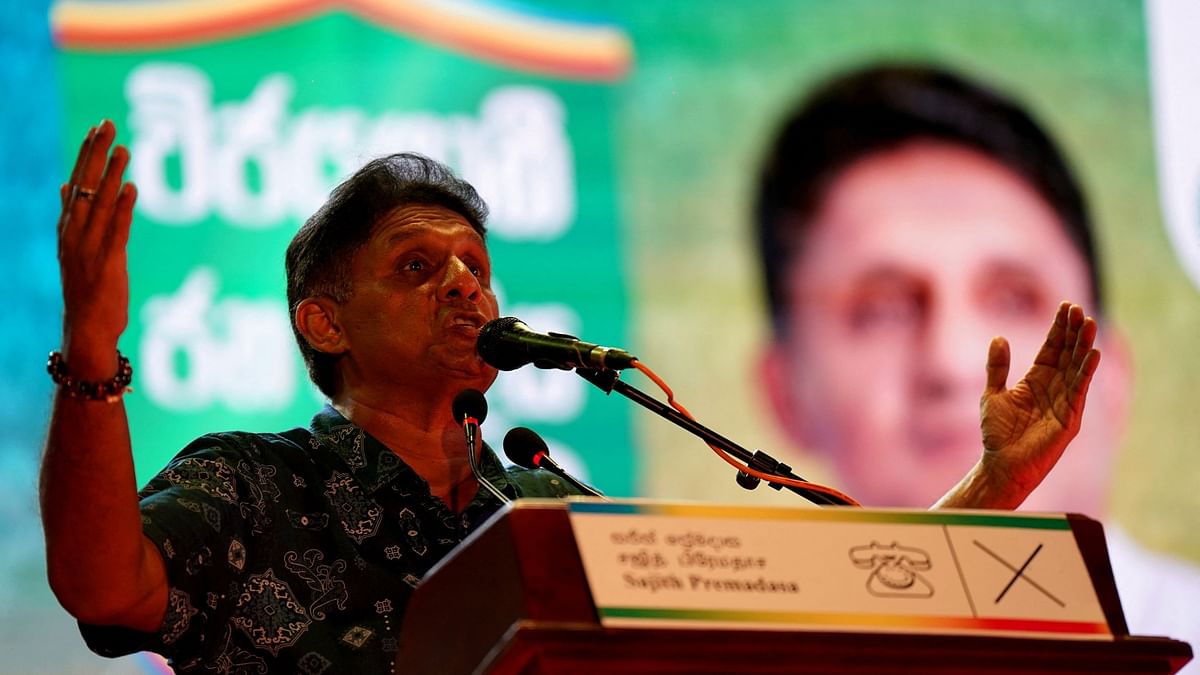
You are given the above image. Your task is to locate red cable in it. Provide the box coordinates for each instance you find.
[631,360,860,507]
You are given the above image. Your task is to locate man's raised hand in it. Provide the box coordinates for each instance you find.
[57,120,137,378]
[977,302,1102,507]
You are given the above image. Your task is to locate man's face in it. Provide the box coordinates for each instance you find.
[333,204,500,396]
[765,141,1122,511]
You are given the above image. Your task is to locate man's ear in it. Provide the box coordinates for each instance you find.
[295,297,348,356]
[759,340,815,451]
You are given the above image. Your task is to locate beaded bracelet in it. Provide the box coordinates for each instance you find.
[47,351,134,403]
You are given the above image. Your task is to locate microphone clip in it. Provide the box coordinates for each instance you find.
[735,450,794,492]
[576,367,620,393]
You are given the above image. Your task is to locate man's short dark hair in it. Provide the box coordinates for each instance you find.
[285,153,489,397]
[755,63,1102,335]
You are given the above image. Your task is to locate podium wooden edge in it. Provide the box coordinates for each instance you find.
[1067,513,1130,636]
[482,623,1193,675]
[397,501,598,674]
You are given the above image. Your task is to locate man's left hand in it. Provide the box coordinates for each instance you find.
[935,302,1101,510]
[980,302,1101,506]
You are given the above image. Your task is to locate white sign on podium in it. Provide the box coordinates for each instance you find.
[567,500,1111,640]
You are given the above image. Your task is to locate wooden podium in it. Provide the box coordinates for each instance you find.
[396,501,1192,674]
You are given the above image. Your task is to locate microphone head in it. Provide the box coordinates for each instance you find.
[477,316,531,371]
[503,426,549,469]
[451,389,488,424]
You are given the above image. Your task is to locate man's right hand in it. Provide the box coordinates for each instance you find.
[57,119,137,378]
[43,121,168,633]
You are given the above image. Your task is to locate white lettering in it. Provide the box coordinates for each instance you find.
[211,74,291,226]
[139,268,296,411]
[125,63,575,239]
[127,63,213,224]
[457,87,575,238]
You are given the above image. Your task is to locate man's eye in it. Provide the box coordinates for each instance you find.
[986,284,1042,317]
[404,259,425,272]
[848,289,924,332]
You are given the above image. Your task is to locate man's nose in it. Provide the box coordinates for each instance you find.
[915,303,989,400]
[439,257,482,303]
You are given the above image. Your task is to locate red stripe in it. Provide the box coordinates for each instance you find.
[969,616,1109,635]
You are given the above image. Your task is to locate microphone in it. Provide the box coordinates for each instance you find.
[503,426,605,499]
[477,317,637,371]
[452,388,488,448]
[451,389,509,503]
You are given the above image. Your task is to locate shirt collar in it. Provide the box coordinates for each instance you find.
[308,405,511,497]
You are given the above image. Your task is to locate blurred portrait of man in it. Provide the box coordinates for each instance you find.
[755,63,1200,654]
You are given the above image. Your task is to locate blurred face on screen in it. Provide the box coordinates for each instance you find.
[763,140,1126,512]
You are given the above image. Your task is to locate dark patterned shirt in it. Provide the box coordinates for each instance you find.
[79,405,584,674]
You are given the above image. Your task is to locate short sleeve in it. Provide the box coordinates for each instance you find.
[78,435,256,667]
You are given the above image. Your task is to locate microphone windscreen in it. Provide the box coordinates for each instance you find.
[477,316,528,371]
[503,426,549,469]
[451,388,488,424]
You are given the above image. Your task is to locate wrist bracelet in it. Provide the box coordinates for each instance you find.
[47,350,134,402]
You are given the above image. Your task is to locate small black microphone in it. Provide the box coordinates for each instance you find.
[502,426,552,470]
[451,389,508,503]
[477,317,636,371]
[452,388,488,426]
[503,427,605,499]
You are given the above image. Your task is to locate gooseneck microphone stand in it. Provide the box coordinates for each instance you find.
[576,368,854,507]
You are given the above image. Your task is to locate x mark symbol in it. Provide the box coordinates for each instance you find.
[972,540,1065,607]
